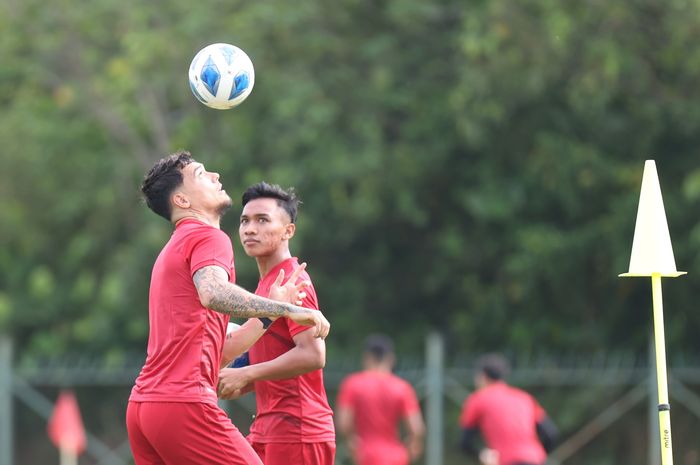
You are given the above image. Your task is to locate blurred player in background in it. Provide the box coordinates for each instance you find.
[127,152,329,465]
[459,353,558,465]
[217,182,335,465]
[336,334,425,465]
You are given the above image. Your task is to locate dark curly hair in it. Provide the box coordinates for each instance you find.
[141,151,194,221]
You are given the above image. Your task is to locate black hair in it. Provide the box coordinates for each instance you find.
[141,151,194,221]
[241,181,300,223]
[364,333,395,361]
[476,353,510,381]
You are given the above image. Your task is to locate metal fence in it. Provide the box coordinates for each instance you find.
[2,333,700,465]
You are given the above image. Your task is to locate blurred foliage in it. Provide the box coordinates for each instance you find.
[3,0,700,462]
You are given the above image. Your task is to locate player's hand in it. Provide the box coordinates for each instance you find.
[268,263,310,306]
[345,437,358,457]
[218,382,254,400]
[479,448,499,465]
[217,367,254,399]
[407,438,423,461]
[286,308,330,339]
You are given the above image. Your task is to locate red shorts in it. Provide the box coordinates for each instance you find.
[250,441,336,465]
[126,401,262,465]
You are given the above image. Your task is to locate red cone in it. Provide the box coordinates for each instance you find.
[47,390,87,455]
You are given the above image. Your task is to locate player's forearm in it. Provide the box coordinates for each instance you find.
[220,319,266,368]
[406,435,424,461]
[336,408,354,438]
[406,414,425,442]
[201,278,303,318]
[405,413,425,460]
[245,346,325,381]
[536,417,559,452]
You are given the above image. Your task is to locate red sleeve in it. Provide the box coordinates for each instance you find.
[400,381,421,417]
[459,394,480,428]
[336,377,356,408]
[187,228,235,279]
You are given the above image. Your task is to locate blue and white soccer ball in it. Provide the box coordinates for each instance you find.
[188,43,255,110]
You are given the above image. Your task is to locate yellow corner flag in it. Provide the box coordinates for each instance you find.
[619,159,685,465]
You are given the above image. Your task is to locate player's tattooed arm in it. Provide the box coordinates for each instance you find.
[193,266,288,318]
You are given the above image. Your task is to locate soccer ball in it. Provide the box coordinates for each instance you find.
[188,43,255,110]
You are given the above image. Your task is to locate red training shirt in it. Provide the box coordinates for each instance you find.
[130,219,234,404]
[459,381,547,465]
[247,257,335,443]
[336,371,421,465]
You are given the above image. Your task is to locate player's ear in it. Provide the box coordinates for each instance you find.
[283,222,296,240]
[172,191,190,209]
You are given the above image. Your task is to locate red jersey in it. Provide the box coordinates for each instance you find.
[130,219,234,404]
[247,258,335,443]
[336,371,421,465]
[459,382,547,465]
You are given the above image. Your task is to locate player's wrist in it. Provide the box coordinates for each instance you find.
[241,364,261,384]
[282,306,293,318]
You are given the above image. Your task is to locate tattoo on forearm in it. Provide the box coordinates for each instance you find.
[193,266,306,318]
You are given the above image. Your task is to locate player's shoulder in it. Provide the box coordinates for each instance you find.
[170,219,225,251]
[479,382,530,403]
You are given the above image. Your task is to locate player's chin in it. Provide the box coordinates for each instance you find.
[216,197,233,215]
[241,244,263,257]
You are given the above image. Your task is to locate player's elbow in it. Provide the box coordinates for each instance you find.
[303,344,326,371]
[414,419,426,438]
[193,268,231,310]
[407,414,426,438]
[197,289,214,308]
[308,349,326,370]
[295,335,326,371]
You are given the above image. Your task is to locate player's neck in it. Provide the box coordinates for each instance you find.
[364,362,393,374]
[256,249,293,278]
[172,210,221,229]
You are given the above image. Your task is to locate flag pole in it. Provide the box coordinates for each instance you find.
[651,274,673,464]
